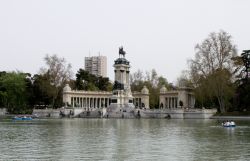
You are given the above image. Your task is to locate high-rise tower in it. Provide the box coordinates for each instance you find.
[84,56,107,77]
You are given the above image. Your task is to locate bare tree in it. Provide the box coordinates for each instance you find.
[40,54,73,107]
[176,70,193,87]
[189,30,237,112]
[130,69,144,86]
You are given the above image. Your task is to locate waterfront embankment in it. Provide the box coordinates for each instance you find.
[0,108,6,116]
[211,116,250,120]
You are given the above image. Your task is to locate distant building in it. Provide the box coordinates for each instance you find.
[84,56,107,77]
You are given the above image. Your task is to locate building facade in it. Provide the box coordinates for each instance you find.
[159,86,195,109]
[132,86,149,109]
[85,56,107,77]
[62,48,199,118]
[62,84,149,110]
[63,48,150,114]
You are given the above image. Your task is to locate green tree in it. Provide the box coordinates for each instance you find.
[0,72,28,113]
[234,50,250,112]
[32,74,55,107]
[75,69,112,91]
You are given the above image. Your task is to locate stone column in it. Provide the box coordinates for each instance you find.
[126,70,129,85]
[168,97,172,109]
[120,70,124,84]
[176,97,178,108]
[98,98,100,108]
[165,97,168,108]
[174,97,176,108]
[95,98,97,108]
[169,97,171,109]
[173,97,175,108]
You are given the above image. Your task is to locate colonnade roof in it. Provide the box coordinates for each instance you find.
[64,90,112,95]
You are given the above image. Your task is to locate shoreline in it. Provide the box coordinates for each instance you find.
[211,116,250,120]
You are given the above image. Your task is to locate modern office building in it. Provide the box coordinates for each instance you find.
[84,56,107,77]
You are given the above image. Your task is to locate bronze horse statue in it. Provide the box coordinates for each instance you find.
[119,46,126,57]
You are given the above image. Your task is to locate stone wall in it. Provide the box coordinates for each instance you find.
[138,108,217,119]
[32,109,61,118]
[0,108,7,116]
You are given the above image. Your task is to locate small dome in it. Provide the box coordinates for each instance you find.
[114,58,130,65]
[160,86,167,93]
[63,84,71,92]
[141,86,149,94]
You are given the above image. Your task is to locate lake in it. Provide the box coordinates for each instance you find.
[0,118,250,161]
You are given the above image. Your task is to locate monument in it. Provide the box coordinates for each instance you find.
[105,47,136,118]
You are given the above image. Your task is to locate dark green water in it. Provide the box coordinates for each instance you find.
[0,118,250,161]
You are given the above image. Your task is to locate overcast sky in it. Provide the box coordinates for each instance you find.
[0,0,249,83]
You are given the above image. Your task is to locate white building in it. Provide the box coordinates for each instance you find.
[159,86,195,109]
[62,48,149,118]
[85,56,107,77]
[61,47,218,119]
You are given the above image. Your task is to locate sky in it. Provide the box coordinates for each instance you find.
[0,0,249,83]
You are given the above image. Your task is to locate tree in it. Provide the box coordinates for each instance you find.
[234,50,250,112]
[40,54,73,107]
[191,30,237,76]
[75,69,112,91]
[130,69,170,108]
[130,70,145,92]
[0,72,28,113]
[32,74,55,107]
[241,50,250,80]
[207,69,235,112]
[176,70,193,88]
[189,30,237,113]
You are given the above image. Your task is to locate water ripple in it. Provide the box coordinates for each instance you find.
[0,119,250,161]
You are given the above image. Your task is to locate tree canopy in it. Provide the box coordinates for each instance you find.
[234,50,250,112]
[130,69,170,108]
[75,69,112,91]
[188,30,238,113]
[39,54,73,107]
[0,72,30,113]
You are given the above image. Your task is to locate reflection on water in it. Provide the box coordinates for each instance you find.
[0,119,250,161]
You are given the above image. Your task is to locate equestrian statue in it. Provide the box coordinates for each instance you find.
[119,46,126,58]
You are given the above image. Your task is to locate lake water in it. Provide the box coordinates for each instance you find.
[0,118,250,161]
